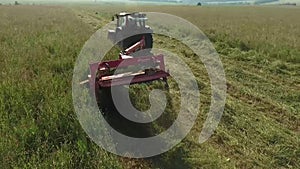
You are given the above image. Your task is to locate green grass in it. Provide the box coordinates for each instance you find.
[0,5,121,168]
[0,4,299,169]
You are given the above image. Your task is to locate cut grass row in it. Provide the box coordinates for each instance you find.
[150,35,299,168]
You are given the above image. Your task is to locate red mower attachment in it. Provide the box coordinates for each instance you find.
[88,54,169,89]
[80,36,170,95]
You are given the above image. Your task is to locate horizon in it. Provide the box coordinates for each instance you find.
[0,0,299,5]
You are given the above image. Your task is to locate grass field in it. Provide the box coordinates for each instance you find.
[0,4,299,169]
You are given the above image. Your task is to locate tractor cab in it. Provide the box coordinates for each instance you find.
[114,12,148,29]
[108,12,153,50]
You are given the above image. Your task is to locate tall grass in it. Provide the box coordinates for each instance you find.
[0,5,121,168]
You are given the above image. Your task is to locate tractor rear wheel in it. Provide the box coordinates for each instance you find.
[144,33,153,49]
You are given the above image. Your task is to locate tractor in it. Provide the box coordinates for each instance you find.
[108,12,153,50]
[80,12,169,104]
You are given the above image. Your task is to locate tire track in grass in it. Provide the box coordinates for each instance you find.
[71,8,109,30]
[223,62,299,128]
[226,80,299,131]
[216,94,300,168]
[224,58,299,91]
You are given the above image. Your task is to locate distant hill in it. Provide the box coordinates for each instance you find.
[0,0,296,6]
[254,0,279,4]
[129,0,295,5]
[130,0,255,5]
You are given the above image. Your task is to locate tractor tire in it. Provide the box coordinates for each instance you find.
[144,33,153,49]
